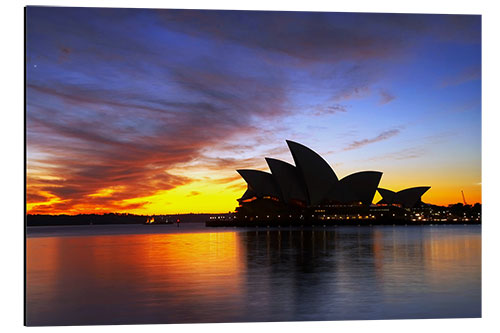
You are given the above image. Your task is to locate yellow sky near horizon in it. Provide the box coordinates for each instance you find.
[27,169,481,215]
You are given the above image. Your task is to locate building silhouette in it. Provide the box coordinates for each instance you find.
[235,140,430,222]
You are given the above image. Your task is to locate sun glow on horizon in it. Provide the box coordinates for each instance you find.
[26,166,482,215]
[25,8,481,215]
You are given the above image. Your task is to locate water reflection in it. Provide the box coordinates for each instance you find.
[27,232,246,325]
[26,226,480,326]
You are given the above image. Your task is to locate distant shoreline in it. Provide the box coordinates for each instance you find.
[26,213,231,227]
[26,222,480,240]
[25,222,213,238]
[206,218,481,227]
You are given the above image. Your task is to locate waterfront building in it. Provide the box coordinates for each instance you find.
[235,140,430,222]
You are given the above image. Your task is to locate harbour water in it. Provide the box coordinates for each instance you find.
[26,224,481,326]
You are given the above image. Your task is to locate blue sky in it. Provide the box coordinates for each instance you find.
[25,7,481,213]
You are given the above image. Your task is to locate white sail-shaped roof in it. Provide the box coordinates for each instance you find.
[377,188,396,204]
[394,187,430,208]
[265,157,307,204]
[328,171,382,205]
[286,140,338,205]
[377,186,430,208]
[237,188,257,201]
[236,169,280,199]
[235,140,430,209]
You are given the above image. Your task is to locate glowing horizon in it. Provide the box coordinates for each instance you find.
[26,8,481,215]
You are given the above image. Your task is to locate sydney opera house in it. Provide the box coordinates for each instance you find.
[234,140,431,223]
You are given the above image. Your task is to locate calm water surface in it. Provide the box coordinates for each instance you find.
[26,224,481,325]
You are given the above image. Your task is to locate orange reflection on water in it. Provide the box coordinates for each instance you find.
[370,227,481,295]
[372,229,385,280]
[26,231,247,325]
[424,234,481,263]
[423,232,481,284]
[133,232,247,296]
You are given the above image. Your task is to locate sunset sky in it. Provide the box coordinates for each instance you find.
[26,7,481,214]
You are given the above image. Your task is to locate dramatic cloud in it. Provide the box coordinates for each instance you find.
[344,129,401,151]
[225,182,248,192]
[209,175,244,185]
[156,10,480,63]
[440,65,481,87]
[26,8,294,213]
[313,104,349,116]
[379,90,396,105]
[368,146,426,161]
[25,7,481,212]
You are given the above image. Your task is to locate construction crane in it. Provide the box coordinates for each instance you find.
[461,190,468,205]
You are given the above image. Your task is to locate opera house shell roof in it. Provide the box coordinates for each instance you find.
[377,187,431,208]
[237,140,429,208]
